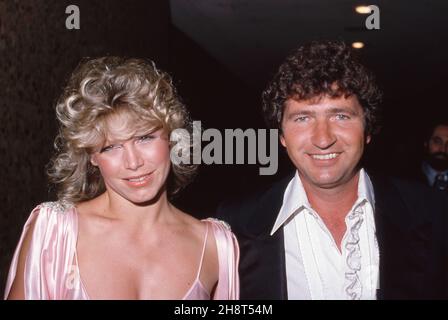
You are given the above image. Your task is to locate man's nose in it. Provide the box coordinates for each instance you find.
[123,145,144,170]
[311,119,337,149]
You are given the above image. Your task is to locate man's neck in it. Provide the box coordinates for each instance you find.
[301,172,360,251]
[302,172,360,217]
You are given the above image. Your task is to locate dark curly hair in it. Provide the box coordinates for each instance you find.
[262,40,382,135]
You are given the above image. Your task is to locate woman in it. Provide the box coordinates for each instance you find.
[4,57,239,300]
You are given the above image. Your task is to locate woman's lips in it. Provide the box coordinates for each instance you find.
[123,172,152,187]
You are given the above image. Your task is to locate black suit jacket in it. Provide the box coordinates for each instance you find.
[217,172,448,299]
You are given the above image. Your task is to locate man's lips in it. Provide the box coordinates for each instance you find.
[308,152,342,160]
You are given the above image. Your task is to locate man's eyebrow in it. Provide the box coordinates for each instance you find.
[326,107,360,115]
[286,109,315,117]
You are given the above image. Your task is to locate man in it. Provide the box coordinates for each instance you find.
[217,40,448,299]
[421,121,448,191]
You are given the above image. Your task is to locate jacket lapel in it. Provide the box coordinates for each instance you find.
[369,174,432,299]
[238,174,292,299]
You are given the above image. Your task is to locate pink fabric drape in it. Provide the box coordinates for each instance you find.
[4,202,239,300]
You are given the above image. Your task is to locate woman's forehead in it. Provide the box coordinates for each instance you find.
[107,113,157,131]
[99,112,160,142]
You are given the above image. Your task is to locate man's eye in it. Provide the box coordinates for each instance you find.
[294,116,309,122]
[335,114,350,120]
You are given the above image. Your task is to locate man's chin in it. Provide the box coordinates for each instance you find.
[428,158,448,171]
[307,176,345,189]
[304,171,360,190]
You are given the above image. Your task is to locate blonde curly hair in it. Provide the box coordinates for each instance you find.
[47,57,197,203]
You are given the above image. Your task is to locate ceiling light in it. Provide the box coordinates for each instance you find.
[352,42,365,49]
[355,5,372,14]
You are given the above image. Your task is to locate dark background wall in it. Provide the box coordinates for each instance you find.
[168,26,289,216]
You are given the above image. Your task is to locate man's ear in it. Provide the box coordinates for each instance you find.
[280,133,286,148]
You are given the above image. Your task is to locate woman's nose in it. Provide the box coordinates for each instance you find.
[123,145,144,170]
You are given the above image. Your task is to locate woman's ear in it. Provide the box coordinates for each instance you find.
[90,154,99,167]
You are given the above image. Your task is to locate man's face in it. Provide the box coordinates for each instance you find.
[425,125,448,171]
[280,95,370,190]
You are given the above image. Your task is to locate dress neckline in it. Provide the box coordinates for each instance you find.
[70,206,210,300]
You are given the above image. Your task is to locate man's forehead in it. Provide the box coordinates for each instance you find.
[432,125,448,138]
[284,95,361,111]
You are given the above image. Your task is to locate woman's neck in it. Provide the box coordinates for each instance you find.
[99,189,176,230]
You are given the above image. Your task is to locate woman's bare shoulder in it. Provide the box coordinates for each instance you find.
[74,196,119,237]
[171,207,205,236]
[75,196,104,216]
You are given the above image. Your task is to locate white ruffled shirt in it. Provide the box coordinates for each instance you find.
[271,169,379,300]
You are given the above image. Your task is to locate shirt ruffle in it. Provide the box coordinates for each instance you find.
[344,205,364,300]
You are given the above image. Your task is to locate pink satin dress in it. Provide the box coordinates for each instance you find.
[4,202,239,300]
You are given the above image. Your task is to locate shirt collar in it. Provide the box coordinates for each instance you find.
[421,161,448,186]
[270,168,375,236]
[359,168,375,208]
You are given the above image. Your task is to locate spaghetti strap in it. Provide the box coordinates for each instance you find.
[194,221,209,280]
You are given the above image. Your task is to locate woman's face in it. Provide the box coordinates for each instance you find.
[90,116,171,205]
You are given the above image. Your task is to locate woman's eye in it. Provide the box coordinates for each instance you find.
[100,144,119,153]
[100,146,113,153]
[137,134,155,142]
